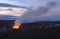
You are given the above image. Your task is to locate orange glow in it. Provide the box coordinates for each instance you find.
[12,23,22,29]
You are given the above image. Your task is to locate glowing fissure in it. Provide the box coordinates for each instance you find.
[12,22,22,29]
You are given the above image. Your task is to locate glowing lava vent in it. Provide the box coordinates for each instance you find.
[12,23,22,29]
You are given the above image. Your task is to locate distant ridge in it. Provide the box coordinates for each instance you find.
[0,15,18,20]
[0,3,27,8]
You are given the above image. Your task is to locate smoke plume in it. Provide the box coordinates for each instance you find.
[14,2,57,23]
[15,7,49,23]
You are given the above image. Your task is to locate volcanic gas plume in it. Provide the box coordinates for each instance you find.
[12,2,56,29]
[12,6,49,29]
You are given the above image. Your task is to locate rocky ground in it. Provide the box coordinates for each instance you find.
[0,20,60,39]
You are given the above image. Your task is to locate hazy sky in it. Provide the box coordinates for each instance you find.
[0,0,59,7]
[0,0,60,21]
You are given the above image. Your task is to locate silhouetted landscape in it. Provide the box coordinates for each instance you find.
[0,20,60,39]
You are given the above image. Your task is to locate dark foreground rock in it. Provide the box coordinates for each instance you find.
[0,20,60,39]
[0,26,60,39]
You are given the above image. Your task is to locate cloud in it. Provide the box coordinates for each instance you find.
[0,3,27,8]
[0,0,59,7]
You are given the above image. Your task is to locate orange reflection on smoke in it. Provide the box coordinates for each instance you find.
[12,23,22,29]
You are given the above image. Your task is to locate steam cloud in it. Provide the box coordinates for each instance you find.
[15,7,49,23]
[14,1,57,24]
